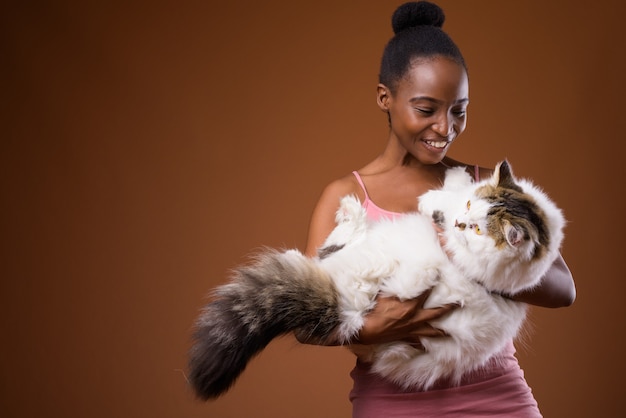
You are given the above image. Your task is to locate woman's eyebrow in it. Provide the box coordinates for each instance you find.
[409,96,469,105]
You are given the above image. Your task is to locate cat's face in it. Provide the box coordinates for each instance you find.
[447,161,548,262]
[448,195,492,249]
[434,159,563,294]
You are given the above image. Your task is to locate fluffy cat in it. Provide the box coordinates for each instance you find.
[188,160,565,400]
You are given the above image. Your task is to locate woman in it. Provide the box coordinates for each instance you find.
[300,2,575,417]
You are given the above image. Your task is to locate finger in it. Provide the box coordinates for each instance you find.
[380,287,435,311]
[419,326,450,338]
[422,301,460,318]
[402,288,434,316]
[438,302,461,314]
[405,339,425,350]
[409,288,433,309]
[407,322,448,336]
[409,305,452,323]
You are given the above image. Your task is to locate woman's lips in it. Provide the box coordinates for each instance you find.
[424,139,450,149]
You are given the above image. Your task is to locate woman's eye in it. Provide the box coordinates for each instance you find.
[453,108,467,117]
[415,108,434,115]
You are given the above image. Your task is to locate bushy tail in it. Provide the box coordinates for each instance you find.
[188,248,340,400]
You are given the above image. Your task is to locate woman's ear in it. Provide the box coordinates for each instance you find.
[376,84,391,112]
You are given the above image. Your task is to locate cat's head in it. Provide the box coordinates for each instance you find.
[446,160,565,293]
[477,160,549,256]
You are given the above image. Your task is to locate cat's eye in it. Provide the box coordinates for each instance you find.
[466,200,471,210]
[474,225,483,235]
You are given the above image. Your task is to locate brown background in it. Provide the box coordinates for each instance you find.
[1,1,624,417]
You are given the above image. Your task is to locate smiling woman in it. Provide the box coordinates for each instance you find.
[301,2,574,417]
[378,57,469,165]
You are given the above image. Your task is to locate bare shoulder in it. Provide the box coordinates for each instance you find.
[305,172,363,256]
[318,172,365,205]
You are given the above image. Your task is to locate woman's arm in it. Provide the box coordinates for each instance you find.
[507,254,576,308]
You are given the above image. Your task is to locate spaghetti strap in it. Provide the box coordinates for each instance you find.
[352,171,370,199]
[351,171,404,221]
[474,164,480,182]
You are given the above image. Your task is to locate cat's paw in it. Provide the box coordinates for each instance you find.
[322,195,367,249]
[336,195,366,224]
[418,190,445,218]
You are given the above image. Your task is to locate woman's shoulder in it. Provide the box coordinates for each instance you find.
[318,172,365,203]
[305,172,365,256]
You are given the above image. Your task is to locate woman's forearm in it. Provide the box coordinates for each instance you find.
[508,254,576,308]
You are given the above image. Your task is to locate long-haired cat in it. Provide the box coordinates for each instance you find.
[188,160,565,400]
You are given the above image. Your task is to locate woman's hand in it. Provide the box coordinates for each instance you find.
[354,289,458,348]
[295,289,457,348]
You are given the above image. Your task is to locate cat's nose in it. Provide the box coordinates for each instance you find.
[454,220,466,230]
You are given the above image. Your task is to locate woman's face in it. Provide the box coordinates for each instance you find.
[380,56,469,165]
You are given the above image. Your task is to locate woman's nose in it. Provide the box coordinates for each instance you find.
[432,114,454,137]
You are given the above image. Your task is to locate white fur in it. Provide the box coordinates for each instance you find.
[316,163,565,390]
[320,196,446,342]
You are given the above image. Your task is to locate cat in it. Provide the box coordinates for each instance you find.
[188,160,565,400]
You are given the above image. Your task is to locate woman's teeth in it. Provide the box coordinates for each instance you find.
[425,140,448,149]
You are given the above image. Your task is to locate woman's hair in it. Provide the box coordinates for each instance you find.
[379,1,466,92]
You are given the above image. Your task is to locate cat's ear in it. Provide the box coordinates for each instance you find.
[377,84,392,112]
[503,220,525,247]
[494,160,522,192]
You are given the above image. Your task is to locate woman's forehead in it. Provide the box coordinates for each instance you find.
[399,57,469,99]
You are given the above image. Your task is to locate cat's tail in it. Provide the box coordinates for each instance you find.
[188,248,339,400]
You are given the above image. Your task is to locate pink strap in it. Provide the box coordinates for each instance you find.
[352,171,369,199]
[474,164,480,182]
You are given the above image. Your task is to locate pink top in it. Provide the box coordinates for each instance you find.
[352,171,403,222]
[348,167,542,417]
[352,164,482,222]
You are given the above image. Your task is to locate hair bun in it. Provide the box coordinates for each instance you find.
[391,1,445,34]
